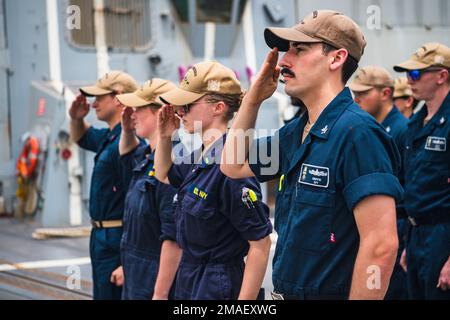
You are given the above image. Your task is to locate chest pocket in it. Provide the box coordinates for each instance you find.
[94,148,116,178]
[180,193,217,246]
[410,134,449,187]
[289,188,335,254]
[133,178,157,217]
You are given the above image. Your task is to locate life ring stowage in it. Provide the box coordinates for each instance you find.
[16,136,40,179]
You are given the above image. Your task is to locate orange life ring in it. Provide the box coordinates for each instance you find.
[16,136,40,178]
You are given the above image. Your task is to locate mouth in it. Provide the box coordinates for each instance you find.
[280,68,295,83]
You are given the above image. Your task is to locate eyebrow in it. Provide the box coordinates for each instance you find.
[290,42,312,49]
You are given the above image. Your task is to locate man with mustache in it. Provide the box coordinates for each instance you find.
[221,10,403,299]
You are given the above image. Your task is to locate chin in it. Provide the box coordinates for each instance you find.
[135,129,145,138]
[284,86,302,99]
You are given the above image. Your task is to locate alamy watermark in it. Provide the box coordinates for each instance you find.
[171,124,281,176]
[366,265,382,290]
[66,5,81,30]
[66,264,81,290]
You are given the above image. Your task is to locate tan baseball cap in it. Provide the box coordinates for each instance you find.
[159,61,242,106]
[393,42,450,72]
[349,66,394,92]
[393,78,413,98]
[80,70,139,97]
[116,79,176,108]
[264,10,366,62]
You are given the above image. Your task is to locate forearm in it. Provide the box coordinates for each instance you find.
[349,239,398,300]
[153,240,182,299]
[70,118,90,142]
[154,135,173,183]
[238,237,271,300]
[119,129,140,155]
[221,96,261,177]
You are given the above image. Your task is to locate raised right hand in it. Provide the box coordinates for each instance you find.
[121,107,135,133]
[157,105,180,139]
[69,94,90,120]
[245,48,281,105]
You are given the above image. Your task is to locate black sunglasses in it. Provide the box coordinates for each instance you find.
[175,101,203,115]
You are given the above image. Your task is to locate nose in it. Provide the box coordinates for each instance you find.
[174,106,185,118]
[279,51,293,69]
[130,110,137,120]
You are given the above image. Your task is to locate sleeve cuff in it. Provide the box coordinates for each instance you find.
[159,234,177,242]
[167,164,181,188]
[240,221,273,242]
[343,172,404,211]
[248,162,277,183]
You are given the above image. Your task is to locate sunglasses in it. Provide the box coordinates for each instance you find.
[175,100,203,116]
[406,68,442,81]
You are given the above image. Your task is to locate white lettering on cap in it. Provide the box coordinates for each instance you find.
[207,80,221,92]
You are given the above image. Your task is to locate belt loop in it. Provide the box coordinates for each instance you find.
[99,221,103,228]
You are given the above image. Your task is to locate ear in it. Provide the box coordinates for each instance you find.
[213,101,227,117]
[113,91,124,108]
[437,69,449,85]
[381,87,393,100]
[406,96,414,108]
[329,49,348,72]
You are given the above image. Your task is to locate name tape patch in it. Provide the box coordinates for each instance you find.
[425,136,446,152]
[299,163,329,188]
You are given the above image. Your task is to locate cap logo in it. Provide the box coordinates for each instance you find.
[415,46,427,58]
[183,74,190,86]
[434,55,444,64]
[183,67,197,86]
[207,80,221,92]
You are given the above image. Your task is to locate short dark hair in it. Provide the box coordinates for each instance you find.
[322,43,359,85]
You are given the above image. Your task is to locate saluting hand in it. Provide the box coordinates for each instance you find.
[121,107,135,133]
[245,47,281,105]
[157,105,180,139]
[69,94,90,120]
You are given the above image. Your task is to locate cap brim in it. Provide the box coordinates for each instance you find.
[116,93,153,108]
[393,89,413,98]
[348,82,374,92]
[264,27,321,51]
[79,86,113,97]
[159,88,205,106]
[393,59,430,72]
